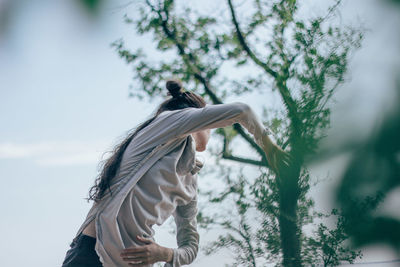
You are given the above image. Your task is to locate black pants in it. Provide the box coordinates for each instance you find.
[62,234,103,267]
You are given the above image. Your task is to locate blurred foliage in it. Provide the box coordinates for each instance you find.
[322,0,400,257]
[0,0,103,36]
[303,209,363,266]
[76,0,103,15]
[335,81,400,251]
[113,0,364,266]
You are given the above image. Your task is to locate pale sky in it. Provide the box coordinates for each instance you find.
[0,0,399,266]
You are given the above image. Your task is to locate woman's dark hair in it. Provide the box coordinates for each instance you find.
[87,79,206,202]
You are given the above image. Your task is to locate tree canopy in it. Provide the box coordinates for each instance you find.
[113,0,365,266]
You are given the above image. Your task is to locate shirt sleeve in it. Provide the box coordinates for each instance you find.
[121,102,269,173]
[172,102,269,147]
[164,199,199,267]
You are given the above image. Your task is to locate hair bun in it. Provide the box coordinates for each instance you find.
[166,79,183,98]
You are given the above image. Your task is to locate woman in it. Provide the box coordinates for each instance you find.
[61,79,289,267]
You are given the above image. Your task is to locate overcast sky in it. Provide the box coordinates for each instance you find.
[0,0,399,266]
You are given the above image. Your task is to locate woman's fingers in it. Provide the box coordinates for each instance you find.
[128,263,147,267]
[267,144,294,175]
[127,259,148,266]
[120,237,160,265]
[121,253,149,261]
[121,246,147,255]
[282,153,291,166]
[123,257,147,262]
[136,235,153,244]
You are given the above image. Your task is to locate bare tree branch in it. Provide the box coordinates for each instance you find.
[228,0,301,127]
[227,0,277,78]
[149,0,270,166]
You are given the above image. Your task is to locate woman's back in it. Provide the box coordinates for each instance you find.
[62,79,286,267]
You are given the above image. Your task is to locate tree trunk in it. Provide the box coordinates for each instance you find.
[278,171,302,267]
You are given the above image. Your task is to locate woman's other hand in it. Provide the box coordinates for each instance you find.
[120,235,173,266]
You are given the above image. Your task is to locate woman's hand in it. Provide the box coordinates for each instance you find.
[120,236,173,266]
[262,134,292,175]
[192,129,211,152]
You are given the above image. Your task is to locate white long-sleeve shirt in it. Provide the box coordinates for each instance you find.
[73,102,268,267]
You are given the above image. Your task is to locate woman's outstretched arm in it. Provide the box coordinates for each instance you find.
[172,102,290,172]
[126,102,290,173]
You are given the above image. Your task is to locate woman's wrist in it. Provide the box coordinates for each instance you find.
[161,246,174,263]
[262,131,275,153]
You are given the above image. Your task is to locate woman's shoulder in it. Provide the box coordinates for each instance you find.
[151,107,199,126]
[158,107,197,116]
